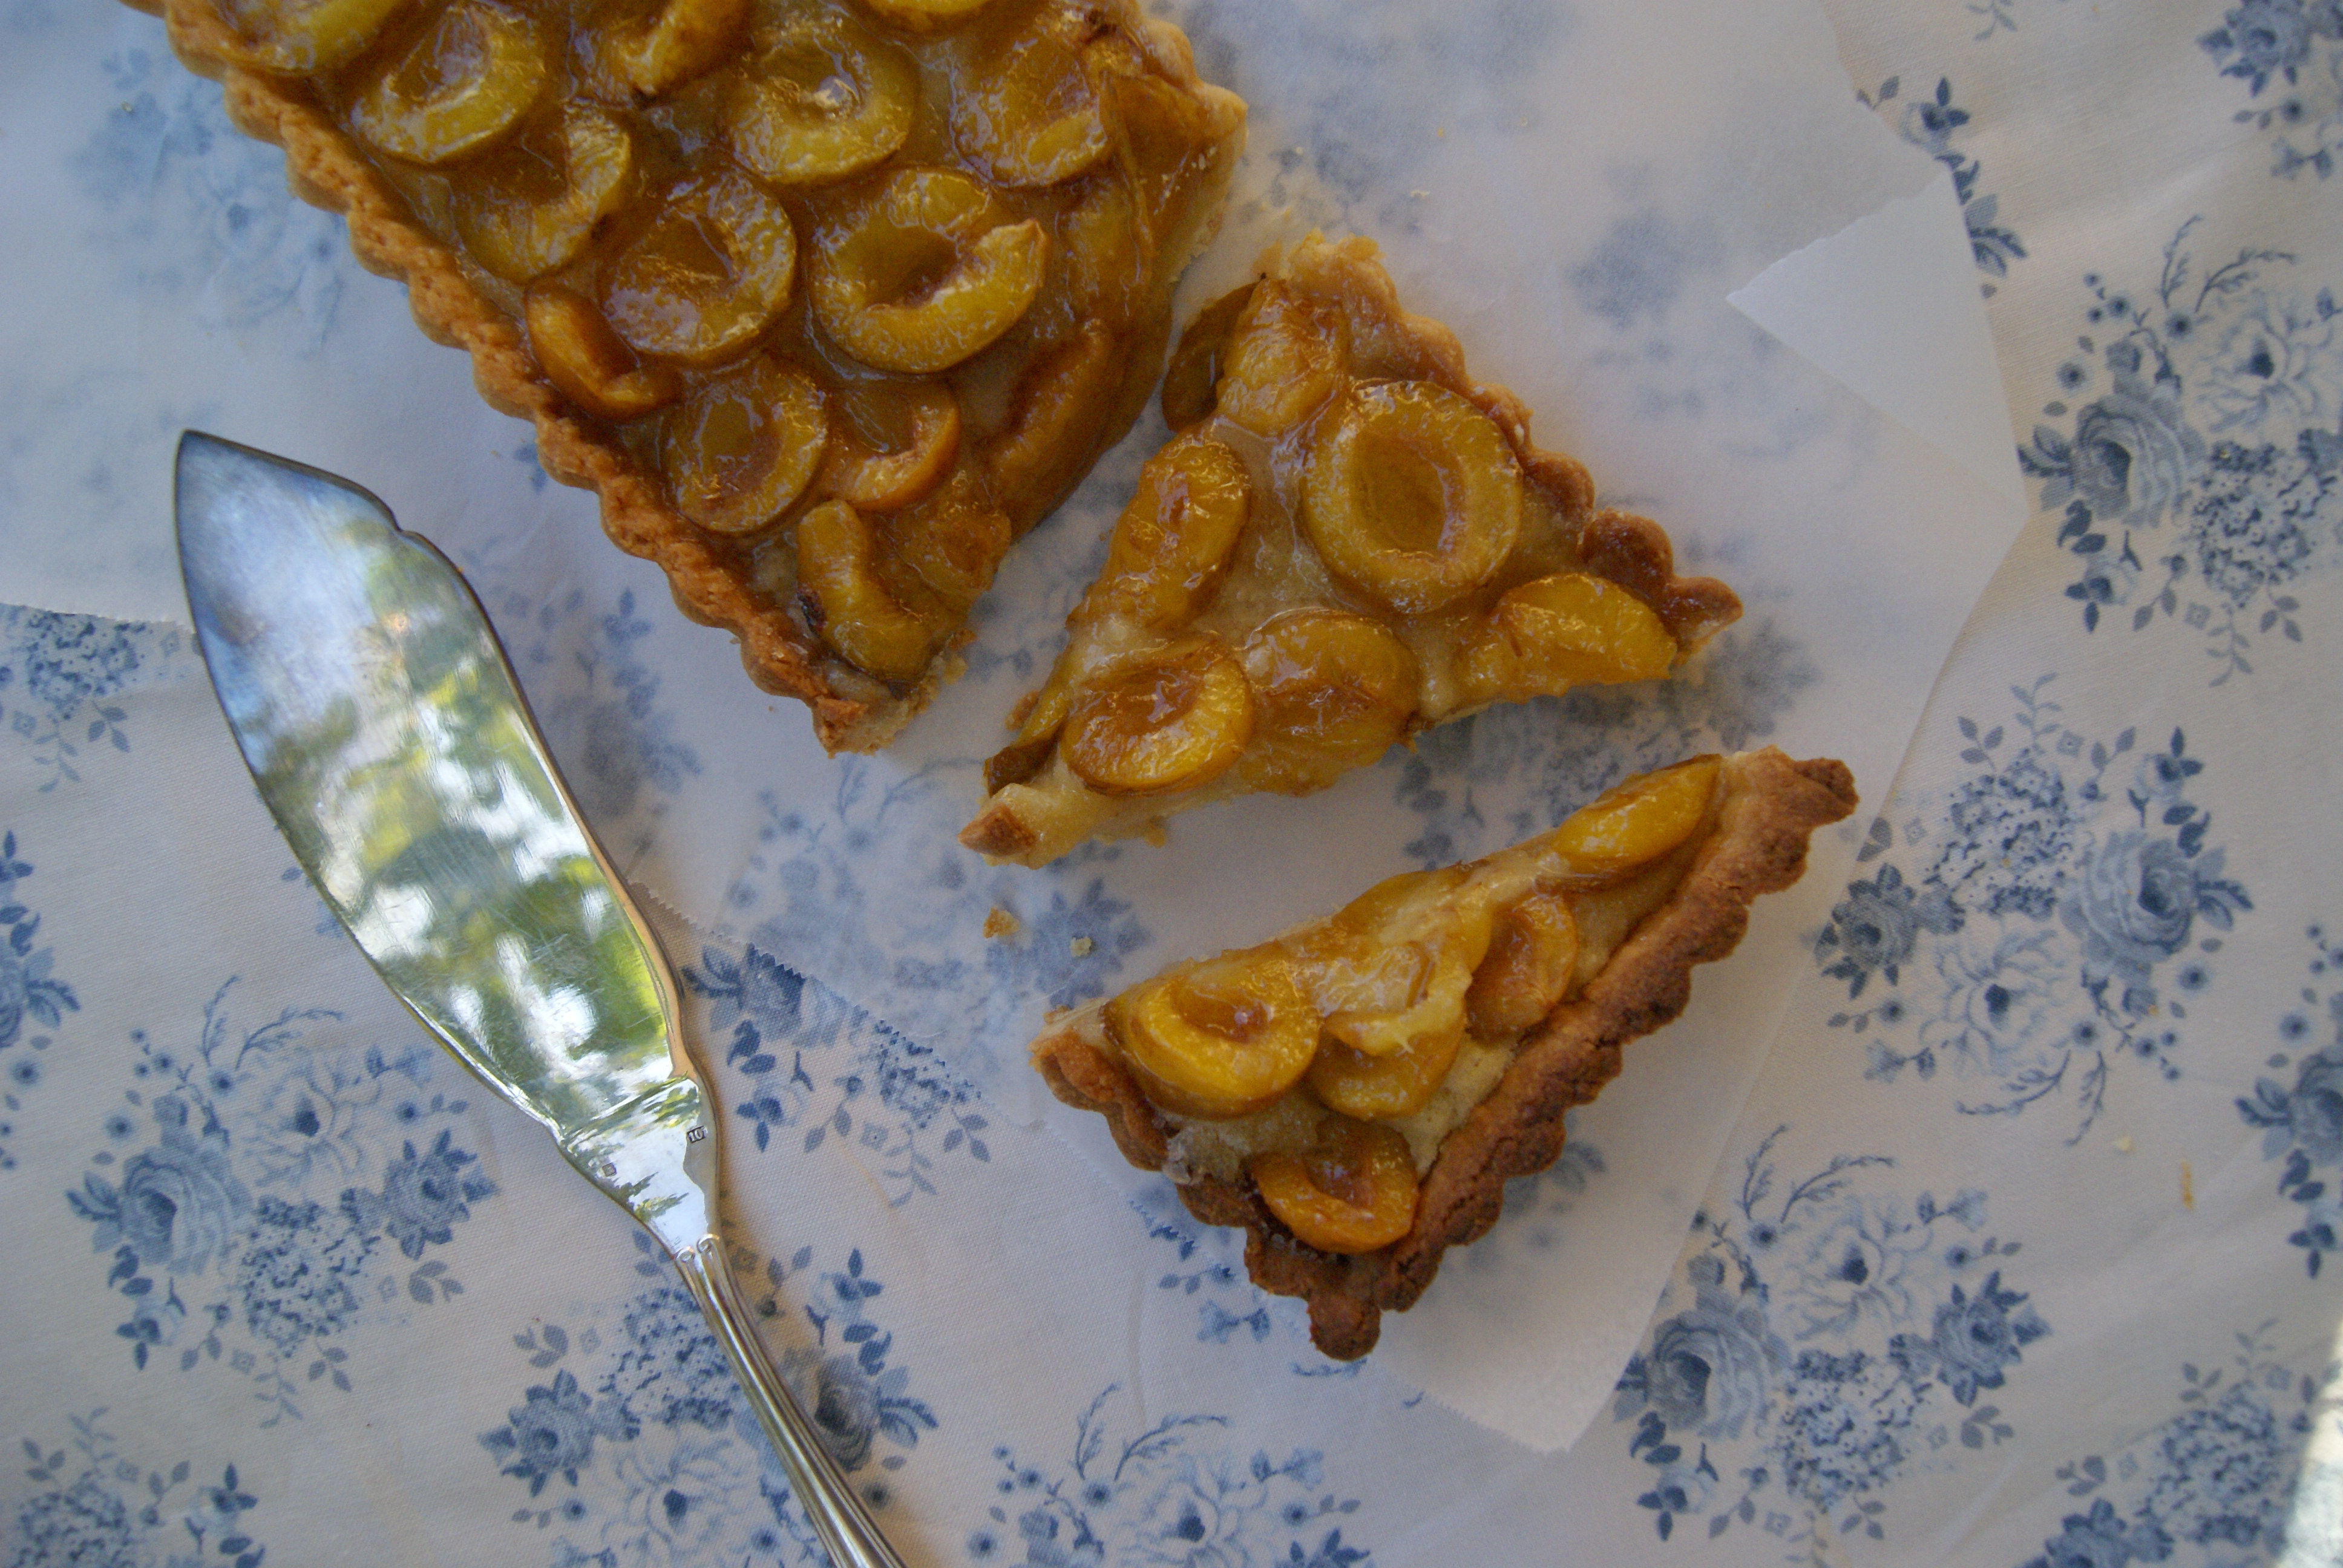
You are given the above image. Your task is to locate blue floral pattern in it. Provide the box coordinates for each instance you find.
[502,587,704,855]
[9,1412,269,1568]
[1138,1187,1270,1350]
[76,47,351,345]
[0,829,78,1174]
[1611,1129,2048,1551]
[2201,0,2343,178]
[0,608,174,791]
[2235,923,2343,1276]
[964,1386,1372,1567]
[2017,1325,2341,1566]
[483,1235,934,1566]
[61,982,492,1419]
[681,942,991,1207]
[719,779,1152,1070]
[1815,680,2250,1137]
[1962,0,2070,41]
[2020,221,2343,672]
[1860,76,2027,286]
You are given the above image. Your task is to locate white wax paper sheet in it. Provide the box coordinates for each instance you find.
[0,0,2024,1451]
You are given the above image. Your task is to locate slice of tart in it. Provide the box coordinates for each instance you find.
[959,234,1743,864]
[1028,748,1856,1360]
[133,0,1245,751]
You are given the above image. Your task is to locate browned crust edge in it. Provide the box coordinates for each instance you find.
[1029,746,1857,1359]
[145,0,1242,753]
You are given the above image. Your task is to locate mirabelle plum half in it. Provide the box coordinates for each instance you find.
[886,471,1012,615]
[857,0,995,32]
[1454,572,1678,708]
[601,171,797,366]
[727,11,919,186]
[1051,177,1148,336]
[1061,639,1254,795]
[810,168,1049,374]
[453,106,636,283]
[1284,867,1460,1016]
[1250,1117,1419,1254]
[1299,382,1523,614]
[794,499,937,682]
[610,0,749,99]
[1237,610,1420,795]
[982,322,1124,521]
[1215,280,1348,439]
[1306,1024,1464,1121]
[1087,433,1252,631]
[344,1,549,167]
[1546,756,1721,878]
[950,5,1112,187]
[523,284,682,421]
[983,667,1075,792]
[1111,947,1317,1119]
[1320,930,1482,1061]
[816,379,963,512]
[220,0,412,72]
[661,358,828,535]
[1282,866,1489,1061]
[1464,887,1580,1039]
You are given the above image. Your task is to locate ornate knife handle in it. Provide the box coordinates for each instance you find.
[672,1236,911,1568]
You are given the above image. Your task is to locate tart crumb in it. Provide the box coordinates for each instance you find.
[1070,935,1095,958]
[983,907,1020,939]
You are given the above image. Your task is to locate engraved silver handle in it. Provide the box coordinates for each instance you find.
[672,1236,911,1568]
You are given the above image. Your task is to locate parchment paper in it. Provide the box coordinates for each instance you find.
[0,0,2024,1451]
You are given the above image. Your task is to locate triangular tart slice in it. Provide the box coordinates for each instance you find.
[1027,748,1856,1359]
[960,234,1742,863]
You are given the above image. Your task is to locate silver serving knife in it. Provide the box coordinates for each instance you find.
[175,431,908,1568]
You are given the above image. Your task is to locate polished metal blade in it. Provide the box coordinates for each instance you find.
[173,431,906,1568]
[174,430,710,1240]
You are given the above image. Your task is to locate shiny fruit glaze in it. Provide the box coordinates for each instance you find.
[969,237,1737,867]
[205,0,1240,705]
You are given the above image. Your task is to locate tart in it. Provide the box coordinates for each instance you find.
[1028,748,1856,1359]
[132,0,1246,751]
[960,234,1743,864]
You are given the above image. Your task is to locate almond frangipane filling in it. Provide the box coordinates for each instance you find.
[960,235,1745,866]
[152,0,1244,751]
[1054,756,1721,1256]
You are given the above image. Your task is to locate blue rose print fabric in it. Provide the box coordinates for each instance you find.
[10,0,2343,1563]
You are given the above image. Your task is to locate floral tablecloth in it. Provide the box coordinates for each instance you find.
[6,0,2343,1565]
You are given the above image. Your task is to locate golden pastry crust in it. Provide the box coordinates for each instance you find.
[962,235,1743,863]
[132,0,1245,753]
[1029,746,1856,1360]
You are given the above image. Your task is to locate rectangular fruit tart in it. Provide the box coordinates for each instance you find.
[130,0,1245,751]
[1027,748,1857,1359]
[962,234,1745,866]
